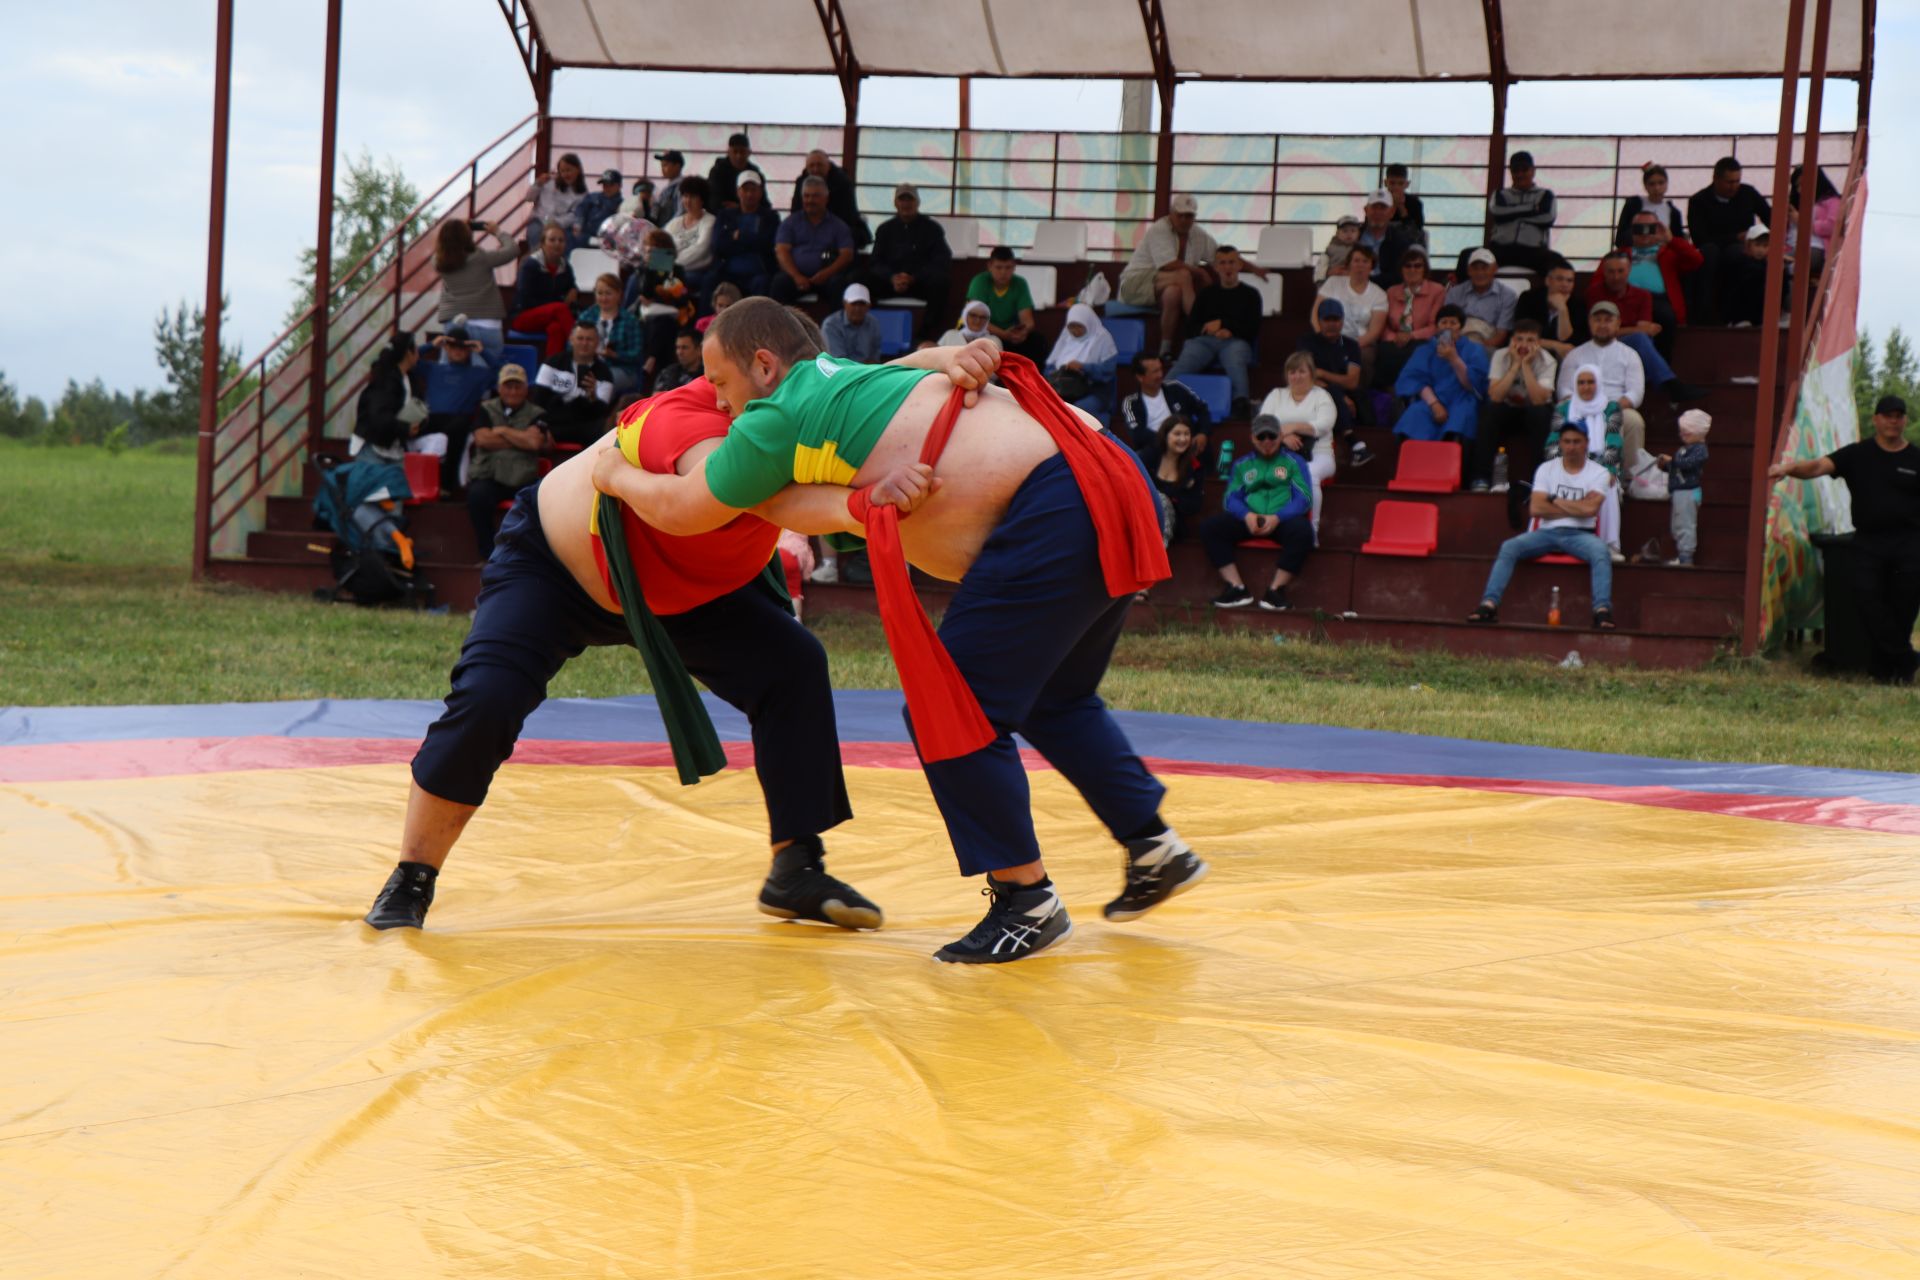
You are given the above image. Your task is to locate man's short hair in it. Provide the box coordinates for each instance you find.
[675,326,700,343]
[1436,303,1466,324]
[1214,245,1239,258]
[801,175,829,193]
[1544,257,1576,277]
[1385,162,1410,179]
[1511,317,1544,337]
[1130,352,1163,376]
[574,319,598,333]
[728,132,751,148]
[988,245,1016,262]
[1713,156,1742,178]
[1347,243,1377,265]
[786,307,827,356]
[705,296,821,372]
[1601,249,1633,266]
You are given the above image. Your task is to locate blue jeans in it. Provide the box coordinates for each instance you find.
[1479,526,1612,611]
[1170,335,1252,401]
[1619,332,1675,387]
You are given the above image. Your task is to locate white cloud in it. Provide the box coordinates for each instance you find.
[31,50,201,93]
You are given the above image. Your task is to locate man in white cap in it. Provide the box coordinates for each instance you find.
[1119,194,1218,357]
[1357,188,1418,285]
[1442,248,1517,347]
[822,282,881,363]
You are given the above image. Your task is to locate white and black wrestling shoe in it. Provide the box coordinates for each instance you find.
[1102,829,1209,922]
[934,878,1073,964]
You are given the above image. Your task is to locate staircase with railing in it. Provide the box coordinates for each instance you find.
[195,114,537,570]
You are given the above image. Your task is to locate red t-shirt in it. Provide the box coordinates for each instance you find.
[589,378,780,616]
[1584,277,1654,329]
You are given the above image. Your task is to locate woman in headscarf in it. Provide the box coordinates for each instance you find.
[939,299,999,349]
[1549,364,1624,554]
[1043,302,1119,417]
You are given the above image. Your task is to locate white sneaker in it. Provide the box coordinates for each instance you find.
[808,561,839,585]
[1610,548,1626,564]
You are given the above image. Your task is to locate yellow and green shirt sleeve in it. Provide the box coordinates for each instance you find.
[704,354,936,508]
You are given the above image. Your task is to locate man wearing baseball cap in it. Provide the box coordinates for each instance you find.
[822,282,881,364]
[1771,394,1920,684]
[868,182,953,339]
[1119,193,1218,358]
[573,169,626,249]
[652,150,686,225]
[1488,150,1559,273]
[463,363,549,558]
[1357,188,1417,286]
[1443,248,1517,347]
[706,132,765,210]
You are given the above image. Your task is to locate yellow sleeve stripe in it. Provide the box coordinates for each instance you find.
[792,440,860,487]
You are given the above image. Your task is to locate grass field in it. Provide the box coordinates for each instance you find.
[4,438,1914,770]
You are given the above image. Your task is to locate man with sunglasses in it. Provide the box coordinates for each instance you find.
[1584,250,1706,400]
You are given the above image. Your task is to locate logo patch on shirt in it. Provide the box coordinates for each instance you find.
[815,353,839,378]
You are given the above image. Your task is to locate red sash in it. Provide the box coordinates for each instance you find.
[850,354,1169,762]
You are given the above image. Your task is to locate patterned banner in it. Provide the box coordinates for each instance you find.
[1758,173,1867,646]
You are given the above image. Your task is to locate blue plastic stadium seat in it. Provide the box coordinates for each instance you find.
[507,330,546,351]
[500,343,540,378]
[1178,373,1232,423]
[1104,300,1154,318]
[1106,318,1146,366]
[871,308,915,358]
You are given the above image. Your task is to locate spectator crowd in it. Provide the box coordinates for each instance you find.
[368,135,1843,642]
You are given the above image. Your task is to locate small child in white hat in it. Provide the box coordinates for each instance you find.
[1658,409,1712,565]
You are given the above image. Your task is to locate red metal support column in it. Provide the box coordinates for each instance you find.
[192,0,236,580]
[307,0,343,451]
[1137,0,1176,217]
[533,53,554,178]
[1481,0,1511,243]
[843,76,862,186]
[810,0,862,179]
[1857,0,1876,144]
[1786,0,1834,380]
[1739,0,1811,656]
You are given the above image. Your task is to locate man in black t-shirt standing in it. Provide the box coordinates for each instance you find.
[1772,395,1920,683]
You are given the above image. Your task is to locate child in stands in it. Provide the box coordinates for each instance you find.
[1658,409,1711,566]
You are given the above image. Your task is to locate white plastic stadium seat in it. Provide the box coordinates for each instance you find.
[1024,264,1059,311]
[569,247,619,287]
[1030,221,1089,262]
[942,216,982,259]
[1250,272,1283,317]
[1255,225,1314,270]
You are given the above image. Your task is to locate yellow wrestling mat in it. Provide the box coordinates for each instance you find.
[6,762,1920,1277]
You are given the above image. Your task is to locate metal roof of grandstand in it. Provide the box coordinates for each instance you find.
[515,0,1868,82]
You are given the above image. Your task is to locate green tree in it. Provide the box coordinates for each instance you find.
[282,151,423,350]
[1852,326,1879,436]
[151,297,245,437]
[47,379,139,447]
[1881,325,1917,397]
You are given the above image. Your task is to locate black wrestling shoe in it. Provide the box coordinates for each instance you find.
[1103,829,1210,922]
[757,837,883,930]
[365,861,438,930]
[935,878,1073,964]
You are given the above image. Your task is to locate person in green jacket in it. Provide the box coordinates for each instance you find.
[1199,414,1317,611]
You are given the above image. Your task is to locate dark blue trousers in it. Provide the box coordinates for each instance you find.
[412,489,852,843]
[913,450,1167,876]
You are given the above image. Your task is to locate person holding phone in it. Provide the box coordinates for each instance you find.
[533,321,616,447]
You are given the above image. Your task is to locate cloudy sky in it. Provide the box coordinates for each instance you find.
[1,1,1911,403]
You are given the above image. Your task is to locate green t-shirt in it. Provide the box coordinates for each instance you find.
[704,354,934,508]
[966,272,1035,330]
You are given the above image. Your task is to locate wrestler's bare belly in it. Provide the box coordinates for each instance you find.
[538,431,625,614]
[851,379,1073,583]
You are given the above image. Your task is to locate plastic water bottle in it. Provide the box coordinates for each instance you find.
[1215,440,1235,481]
[1547,585,1562,628]
[1491,447,1509,492]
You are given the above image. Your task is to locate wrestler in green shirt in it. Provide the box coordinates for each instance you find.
[704,353,936,509]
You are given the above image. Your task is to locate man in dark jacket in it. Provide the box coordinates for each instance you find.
[572,170,626,249]
[866,183,951,338]
[1120,352,1211,454]
[790,149,871,249]
[707,133,767,210]
[533,322,615,446]
[1686,156,1772,325]
[711,173,782,297]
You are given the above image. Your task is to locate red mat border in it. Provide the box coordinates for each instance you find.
[5,736,1919,836]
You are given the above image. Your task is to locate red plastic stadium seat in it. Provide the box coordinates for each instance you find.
[402,453,440,505]
[1361,500,1439,556]
[1386,439,1462,494]
[1537,553,1582,565]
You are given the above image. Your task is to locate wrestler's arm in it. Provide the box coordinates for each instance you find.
[593,448,741,535]
[886,338,1001,405]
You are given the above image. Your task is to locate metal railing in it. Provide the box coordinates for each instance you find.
[550,118,1854,267]
[201,114,538,559]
